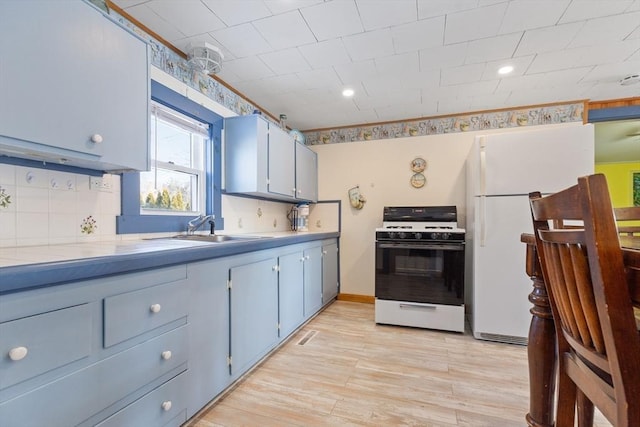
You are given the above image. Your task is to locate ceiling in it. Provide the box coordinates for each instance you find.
[110,0,640,161]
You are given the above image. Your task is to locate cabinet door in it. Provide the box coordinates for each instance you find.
[295,143,318,202]
[229,258,279,377]
[278,252,305,339]
[186,259,230,417]
[0,2,148,171]
[322,242,339,304]
[303,246,323,317]
[267,125,295,198]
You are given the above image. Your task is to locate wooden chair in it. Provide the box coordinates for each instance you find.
[529,174,640,426]
[615,206,640,236]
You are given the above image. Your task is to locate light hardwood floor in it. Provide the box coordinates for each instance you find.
[188,301,611,427]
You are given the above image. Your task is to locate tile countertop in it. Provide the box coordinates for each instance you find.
[0,231,339,294]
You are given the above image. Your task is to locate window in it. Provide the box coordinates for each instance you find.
[117,81,223,234]
[140,103,207,215]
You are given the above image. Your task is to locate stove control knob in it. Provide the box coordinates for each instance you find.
[441,232,451,240]
[398,232,407,239]
[388,232,396,239]
[430,232,440,240]
[414,233,422,240]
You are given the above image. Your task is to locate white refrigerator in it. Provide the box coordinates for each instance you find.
[465,124,594,344]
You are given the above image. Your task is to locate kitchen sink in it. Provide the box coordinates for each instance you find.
[172,234,268,243]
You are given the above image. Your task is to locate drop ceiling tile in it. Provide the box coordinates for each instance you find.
[465,32,522,64]
[582,59,640,82]
[300,1,364,41]
[296,68,343,89]
[583,81,640,101]
[211,23,273,58]
[469,92,511,110]
[397,69,441,90]
[220,56,275,81]
[146,0,225,37]
[355,0,417,31]
[498,1,569,34]
[375,52,420,77]
[123,3,186,41]
[201,0,272,26]
[440,63,486,85]
[298,39,352,68]
[374,103,426,122]
[437,96,472,114]
[342,28,395,61]
[391,16,445,54]
[253,10,316,51]
[444,2,508,44]
[333,59,378,85]
[263,0,324,15]
[112,0,150,8]
[417,0,480,20]
[419,43,468,71]
[447,80,499,97]
[559,0,634,24]
[514,22,583,56]
[259,48,312,74]
[568,12,640,47]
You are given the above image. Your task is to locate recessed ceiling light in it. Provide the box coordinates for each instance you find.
[342,88,354,97]
[498,65,514,75]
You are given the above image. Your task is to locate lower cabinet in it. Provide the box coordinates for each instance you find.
[322,241,339,304]
[229,257,279,378]
[0,238,338,426]
[303,245,323,317]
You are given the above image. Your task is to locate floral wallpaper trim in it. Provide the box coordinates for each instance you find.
[302,102,586,145]
[0,186,11,208]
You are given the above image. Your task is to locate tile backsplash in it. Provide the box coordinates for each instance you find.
[0,163,339,248]
[0,163,120,247]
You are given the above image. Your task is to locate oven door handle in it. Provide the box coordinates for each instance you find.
[376,242,464,251]
[399,302,437,310]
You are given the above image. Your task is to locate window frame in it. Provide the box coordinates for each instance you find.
[116,80,224,234]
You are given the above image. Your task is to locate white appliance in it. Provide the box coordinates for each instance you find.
[465,124,594,344]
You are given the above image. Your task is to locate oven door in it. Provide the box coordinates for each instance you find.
[375,241,464,305]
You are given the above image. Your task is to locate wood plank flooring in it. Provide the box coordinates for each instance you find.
[187,301,612,426]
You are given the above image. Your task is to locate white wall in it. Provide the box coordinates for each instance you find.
[311,124,578,297]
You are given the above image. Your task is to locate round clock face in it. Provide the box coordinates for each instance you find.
[410,173,426,188]
[411,157,426,172]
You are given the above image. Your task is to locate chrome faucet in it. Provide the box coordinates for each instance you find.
[187,214,214,235]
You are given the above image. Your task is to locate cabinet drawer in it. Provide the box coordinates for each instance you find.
[0,326,187,427]
[96,371,188,427]
[104,280,187,347]
[0,304,92,390]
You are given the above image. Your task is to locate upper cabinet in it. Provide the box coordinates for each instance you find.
[0,1,149,172]
[225,115,317,203]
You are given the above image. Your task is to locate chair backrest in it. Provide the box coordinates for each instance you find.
[615,206,640,236]
[529,173,640,426]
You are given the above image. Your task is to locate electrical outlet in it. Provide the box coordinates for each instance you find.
[89,177,112,192]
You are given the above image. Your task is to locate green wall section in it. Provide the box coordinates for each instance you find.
[595,162,640,207]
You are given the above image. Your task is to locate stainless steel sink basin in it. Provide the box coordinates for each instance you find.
[172,234,267,243]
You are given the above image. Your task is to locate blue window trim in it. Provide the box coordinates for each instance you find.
[116,80,224,234]
[588,105,640,122]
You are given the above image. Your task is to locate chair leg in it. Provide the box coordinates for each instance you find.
[576,390,594,426]
[555,368,577,427]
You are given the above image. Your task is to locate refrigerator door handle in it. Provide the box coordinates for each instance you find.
[480,195,486,247]
[479,136,487,247]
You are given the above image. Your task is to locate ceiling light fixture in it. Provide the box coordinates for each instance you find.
[498,65,514,75]
[186,41,224,74]
[342,88,355,97]
[619,74,640,86]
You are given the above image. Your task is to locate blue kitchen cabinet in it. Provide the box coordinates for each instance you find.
[225,115,296,200]
[303,245,323,317]
[185,258,231,417]
[322,241,339,304]
[0,1,149,172]
[295,142,318,202]
[278,250,306,338]
[229,257,279,378]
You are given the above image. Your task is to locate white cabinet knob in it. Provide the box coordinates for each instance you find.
[90,134,103,144]
[161,350,172,360]
[150,303,162,313]
[272,265,279,271]
[8,346,28,361]
[305,255,310,260]
[300,257,305,262]
[161,401,172,411]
